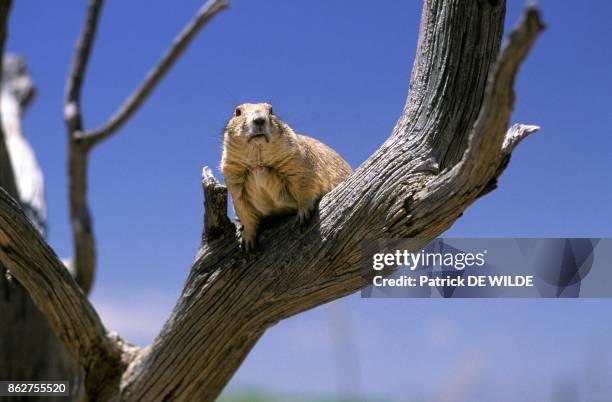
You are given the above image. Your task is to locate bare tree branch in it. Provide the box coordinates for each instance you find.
[3,55,48,235]
[64,0,103,124]
[0,0,18,198]
[453,6,544,198]
[120,3,544,401]
[464,5,544,169]
[1,3,83,392]
[202,166,235,244]
[2,1,544,400]
[63,0,228,295]
[503,123,540,154]
[63,0,104,295]
[0,188,133,399]
[78,0,229,147]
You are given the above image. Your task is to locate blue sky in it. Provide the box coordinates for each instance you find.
[6,1,612,401]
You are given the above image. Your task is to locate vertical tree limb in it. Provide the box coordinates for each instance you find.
[64,0,104,295]
[79,0,229,147]
[0,4,83,396]
[63,0,228,294]
[202,166,235,244]
[0,0,17,197]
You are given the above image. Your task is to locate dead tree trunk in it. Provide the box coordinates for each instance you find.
[0,4,80,400]
[0,0,543,400]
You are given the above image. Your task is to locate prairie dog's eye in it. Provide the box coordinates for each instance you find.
[235,108,242,117]
[269,106,273,115]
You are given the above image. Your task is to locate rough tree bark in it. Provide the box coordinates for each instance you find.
[1,0,226,399]
[0,3,80,401]
[0,0,543,400]
[64,0,228,295]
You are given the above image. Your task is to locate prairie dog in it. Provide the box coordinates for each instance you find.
[221,103,352,251]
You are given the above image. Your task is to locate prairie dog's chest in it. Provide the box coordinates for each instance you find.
[244,166,296,215]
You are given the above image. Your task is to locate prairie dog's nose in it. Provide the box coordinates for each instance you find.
[253,116,266,127]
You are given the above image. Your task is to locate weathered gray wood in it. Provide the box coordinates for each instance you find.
[63,0,228,295]
[0,4,78,402]
[120,3,543,401]
[0,1,544,401]
[0,8,81,396]
[63,0,103,295]
[0,188,134,400]
[0,0,17,198]
[202,166,235,244]
[2,55,47,234]
[78,0,229,147]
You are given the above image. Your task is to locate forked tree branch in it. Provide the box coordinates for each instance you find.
[465,6,544,167]
[120,3,543,401]
[63,0,104,296]
[414,5,544,205]
[1,3,83,391]
[0,1,544,400]
[78,0,229,147]
[0,188,132,400]
[63,0,228,294]
[1,54,83,395]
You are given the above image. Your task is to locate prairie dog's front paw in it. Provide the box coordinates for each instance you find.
[294,202,315,227]
[240,230,257,253]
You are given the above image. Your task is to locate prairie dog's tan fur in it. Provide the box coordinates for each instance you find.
[221,103,352,251]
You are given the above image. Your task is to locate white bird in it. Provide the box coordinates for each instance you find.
[1,55,46,235]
